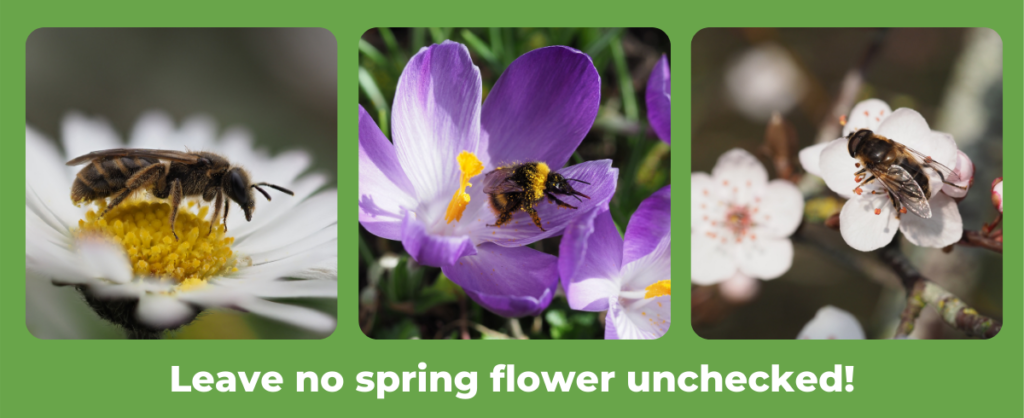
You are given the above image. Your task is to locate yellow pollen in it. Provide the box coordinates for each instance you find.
[527,162,550,200]
[75,199,237,287]
[644,280,671,299]
[445,151,484,224]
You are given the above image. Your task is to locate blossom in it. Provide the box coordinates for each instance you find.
[358,41,617,318]
[724,43,807,122]
[991,178,1003,213]
[645,54,671,143]
[797,306,865,339]
[691,148,803,285]
[799,99,966,251]
[26,112,337,338]
[560,186,670,339]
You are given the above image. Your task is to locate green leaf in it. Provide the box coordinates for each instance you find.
[358,39,387,66]
[358,66,390,137]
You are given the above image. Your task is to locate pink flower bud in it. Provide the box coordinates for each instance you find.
[942,150,974,199]
[992,177,1003,213]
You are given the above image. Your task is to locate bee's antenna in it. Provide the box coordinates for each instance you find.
[566,178,591,185]
[254,182,295,196]
[252,185,273,201]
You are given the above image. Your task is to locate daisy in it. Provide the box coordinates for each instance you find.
[645,54,671,144]
[798,99,971,251]
[26,111,337,338]
[796,306,865,339]
[358,40,617,318]
[691,148,804,286]
[560,186,671,339]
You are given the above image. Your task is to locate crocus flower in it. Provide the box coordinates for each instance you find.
[691,148,803,285]
[26,112,338,338]
[645,54,671,144]
[799,99,965,251]
[358,41,617,317]
[991,178,1003,213]
[560,186,670,339]
[725,43,807,122]
[797,305,865,339]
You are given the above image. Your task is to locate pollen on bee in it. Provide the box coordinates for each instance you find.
[74,199,236,287]
[874,208,881,215]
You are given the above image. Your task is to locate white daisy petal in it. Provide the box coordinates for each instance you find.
[232,190,337,254]
[839,194,900,252]
[137,294,197,329]
[230,279,338,299]
[61,112,124,162]
[899,193,963,248]
[172,115,218,151]
[76,238,133,284]
[235,297,336,333]
[229,173,328,238]
[290,257,337,281]
[127,110,176,148]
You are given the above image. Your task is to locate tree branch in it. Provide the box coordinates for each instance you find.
[954,229,1003,253]
[879,243,1001,339]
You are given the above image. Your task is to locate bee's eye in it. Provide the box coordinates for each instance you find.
[228,170,248,202]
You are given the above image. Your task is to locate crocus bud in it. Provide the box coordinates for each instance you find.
[943,150,975,199]
[991,177,1003,213]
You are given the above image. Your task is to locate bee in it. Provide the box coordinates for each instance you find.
[482,162,590,231]
[847,129,966,219]
[66,148,293,240]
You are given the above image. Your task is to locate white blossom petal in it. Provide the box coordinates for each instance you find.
[711,148,768,205]
[839,194,900,252]
[899,193,963,248]
[737,237,793,280]
[754,179,804,239]
[842,99,892,137]
[875,108,957,168]
[691,233,737,285]
[797,142,828,177]
[819,137,860,199]
[797,305,865,339]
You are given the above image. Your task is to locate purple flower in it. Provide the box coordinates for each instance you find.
[645,54,671,144]
[359,41,618,317]
[560,186,671,339]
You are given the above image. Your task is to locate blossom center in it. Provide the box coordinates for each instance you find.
[75,199,237,289]
[444,151,484,224]
[724,205,754,238]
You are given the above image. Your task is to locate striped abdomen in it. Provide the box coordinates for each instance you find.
[71,157,161,202]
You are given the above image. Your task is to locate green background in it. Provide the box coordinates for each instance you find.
[2,0,1021,416]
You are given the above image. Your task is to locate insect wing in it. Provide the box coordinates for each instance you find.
[482,168,523,194]
[66,148,200,166]
[879,165,931,218]
[900,144,958,182]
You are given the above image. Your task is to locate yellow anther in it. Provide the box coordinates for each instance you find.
[444,151,484,224]
[644,280,671,299]
[75,199,236,287]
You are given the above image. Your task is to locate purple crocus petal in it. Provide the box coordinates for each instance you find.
[442,243,558,317]
[479,46,600,170]
[623,185,671,266]
[645,54,671,144]
[467,159,618,246]
[400,212,476,267]
[359,105,417,240]
[559,208,623,312]
[392,40,482,204]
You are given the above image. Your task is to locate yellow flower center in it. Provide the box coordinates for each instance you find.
[444,151,484,224]
[644,280,671,299]
[75,199,238,289]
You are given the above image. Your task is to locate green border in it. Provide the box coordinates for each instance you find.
[2,0,1021,416]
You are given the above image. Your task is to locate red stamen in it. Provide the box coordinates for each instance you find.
[855,163,861,168]
[874,208,881,215]
[839,115,847,126]
[854,187,863,195]
[900,208,907,214]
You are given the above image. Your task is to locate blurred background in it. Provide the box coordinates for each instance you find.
[26,28,337,339]
[358,28,671,339]
[691,28,1002,339]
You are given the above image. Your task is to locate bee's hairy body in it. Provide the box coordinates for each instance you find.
[483,161,590,232]
[850,132,932,198]
[72,152,231,203]
[67,148,293,240]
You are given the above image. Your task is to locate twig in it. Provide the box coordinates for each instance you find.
[879,242,1001,339]
[508,318,528,340]
[814,29,888,144]
[954,230,1003,253]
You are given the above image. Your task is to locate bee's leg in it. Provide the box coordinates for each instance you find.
[852,175,877,195]
[208,191,223,235]
[167,179,183,241]
[546,193,578,210]
[486,195,520,228]
[222,196,230,233]
[525,206,546,232]
[101,163,165,217]
[887,190,903,219]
